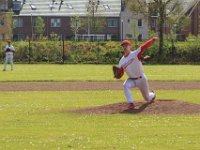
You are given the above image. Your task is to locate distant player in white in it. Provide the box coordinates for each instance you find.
[3,39,15,71]
[118,37,158,109]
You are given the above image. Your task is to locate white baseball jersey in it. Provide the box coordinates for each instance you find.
[118,47,143,78]
[5,45,15,56]
[118,38,157,78]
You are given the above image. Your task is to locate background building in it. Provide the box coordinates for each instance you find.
[148,0,199,40]
[12,0,122,41]
[120,2,149,41]
[181,0,200,39]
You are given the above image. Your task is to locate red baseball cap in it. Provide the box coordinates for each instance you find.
[121,40,131,46]
[6,39,11,43]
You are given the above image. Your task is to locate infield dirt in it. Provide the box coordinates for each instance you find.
[70,100,200,115]
[0,81,199,91]
[1,81,199,115]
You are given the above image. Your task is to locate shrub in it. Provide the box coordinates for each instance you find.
[2,40,199,64]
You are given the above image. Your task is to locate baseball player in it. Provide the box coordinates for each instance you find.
[116,37,158,109]
[3,39,15,71]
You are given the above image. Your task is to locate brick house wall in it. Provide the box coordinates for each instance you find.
[13,16,121,41]
[179,1,200,40]
[190,1,200,36]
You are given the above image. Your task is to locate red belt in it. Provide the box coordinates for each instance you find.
[129,76,142,80]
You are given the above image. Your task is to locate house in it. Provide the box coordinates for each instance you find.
[148,0,199,40]
[12,0,122,41]
[180,0,200,40]
[120,1,149,41]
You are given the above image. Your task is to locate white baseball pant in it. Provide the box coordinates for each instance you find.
[4,55,14,71]
[123,73,155,103]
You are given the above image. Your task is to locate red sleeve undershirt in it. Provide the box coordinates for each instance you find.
[137,38,157,60]
[121,68,124,76]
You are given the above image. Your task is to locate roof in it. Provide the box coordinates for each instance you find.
[16,0,121,17]
[147,0,199,17]
[184,0,200,16]
[166,0,198,13]
[181,0,199,13]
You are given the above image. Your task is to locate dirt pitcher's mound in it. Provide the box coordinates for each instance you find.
[72,100,200,115]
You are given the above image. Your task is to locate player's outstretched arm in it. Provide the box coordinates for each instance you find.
[137,37,158,59]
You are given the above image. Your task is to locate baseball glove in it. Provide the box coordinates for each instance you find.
[112,66,124,79]
[6,48,10,52]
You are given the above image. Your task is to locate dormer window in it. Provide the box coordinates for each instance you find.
[30,4,37,10]
[66,3,73,9]
[103,4,110,10]
[13,1,22,11]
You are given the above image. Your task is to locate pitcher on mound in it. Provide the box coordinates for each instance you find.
[113,37,158,109]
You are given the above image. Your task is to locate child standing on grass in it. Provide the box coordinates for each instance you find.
[3,39,15,71]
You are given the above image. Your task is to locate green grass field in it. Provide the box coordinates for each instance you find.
[0,90,200,149]
[0,64,200,81]
[0,64,200,149]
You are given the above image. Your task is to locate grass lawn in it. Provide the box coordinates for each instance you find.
[0,64,200,81]
[0,90,200,149]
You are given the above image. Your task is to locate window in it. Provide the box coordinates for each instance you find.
[151,19,156,28]
[0,17,5,26]
[0,3,8,10]
[2,34,5,40]
[107,19,118,27]
[66,4,73,9]
[30,4,37,10]
[107,34,112,40]
[103,4,110,10]
[126,34,132,39]
[51,18,61,27]
[13,1,21,11]
[15,17,23,27]
[13,34,26,41]
[32,18,36,27]
[138,34,142,41]
[138,19,142,27]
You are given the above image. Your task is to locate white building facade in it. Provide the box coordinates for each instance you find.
[120,4,149,41]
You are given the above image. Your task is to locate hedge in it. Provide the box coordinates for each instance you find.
[0,40,199,64]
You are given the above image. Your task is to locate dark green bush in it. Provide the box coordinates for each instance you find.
[1,40,199,64]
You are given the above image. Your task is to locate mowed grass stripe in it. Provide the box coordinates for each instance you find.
[0,64,200,81]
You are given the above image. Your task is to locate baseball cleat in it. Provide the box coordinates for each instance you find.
[127,103,135,109]
[150,90,156,103]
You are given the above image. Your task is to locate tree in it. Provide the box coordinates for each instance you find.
[0,12,13,39]
[70,16,82,41]
[34,16,45,36]
[85,0,107,41]
[92,17,106,33]
[126,0,184,61]
[172,16,191,36]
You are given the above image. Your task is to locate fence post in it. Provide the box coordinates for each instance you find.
[62,35,65,64]
[28,39,31,64]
